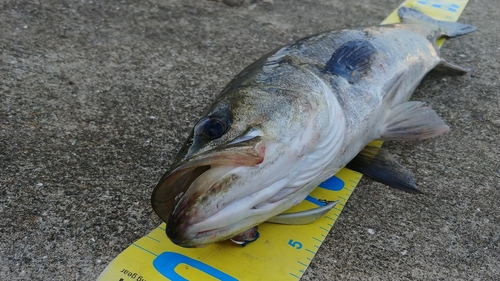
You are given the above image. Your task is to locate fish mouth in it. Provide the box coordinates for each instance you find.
[151,136,266,247]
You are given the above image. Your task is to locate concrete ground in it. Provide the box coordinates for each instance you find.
[1,0,498,280]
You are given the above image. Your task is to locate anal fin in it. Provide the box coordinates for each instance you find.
[346,146,421,193]
[381,101,450,141]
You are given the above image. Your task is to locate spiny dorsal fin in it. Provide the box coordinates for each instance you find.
[323,39,376,84]
[381,101,450,141]
[346,146,421,193]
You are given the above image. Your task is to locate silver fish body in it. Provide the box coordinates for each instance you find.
[152,8,475,247]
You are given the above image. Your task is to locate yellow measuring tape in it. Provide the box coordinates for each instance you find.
[98,1,470,280]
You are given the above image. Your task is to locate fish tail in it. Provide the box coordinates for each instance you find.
[398,6,476,37]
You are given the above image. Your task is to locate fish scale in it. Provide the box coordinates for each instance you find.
[99,1,473,280]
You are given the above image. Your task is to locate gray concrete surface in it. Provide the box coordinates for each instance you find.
[1,0,498,280]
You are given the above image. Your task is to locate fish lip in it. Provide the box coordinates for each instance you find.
[166,180,309,247]
[151,136,266,246]
[167,222,229,247]
[151,164,237,247]
[151,163,211,226]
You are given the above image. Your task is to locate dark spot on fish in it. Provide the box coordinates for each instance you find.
[278,55,295,66]
[362,30,375,40]
[323,39,377,84]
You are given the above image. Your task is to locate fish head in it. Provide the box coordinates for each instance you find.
[152,83,341,247]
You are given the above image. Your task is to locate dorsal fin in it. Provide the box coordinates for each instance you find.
[323,39,376,84]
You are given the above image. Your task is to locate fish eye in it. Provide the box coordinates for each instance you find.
[194,115,230,141]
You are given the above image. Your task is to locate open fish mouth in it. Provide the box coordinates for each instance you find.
[151,135,318,247]
[154,163,235,246]
[151,136,268,246]
[152,160,319,246]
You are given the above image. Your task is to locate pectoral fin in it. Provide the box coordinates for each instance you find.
[381,101,450,141]
[346,146,421,193]
[267,200,339,225]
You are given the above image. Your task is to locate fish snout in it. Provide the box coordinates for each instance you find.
[165,212,192,247]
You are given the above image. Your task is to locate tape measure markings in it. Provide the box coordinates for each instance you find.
[146,235,161,243]
[132,243,157,257]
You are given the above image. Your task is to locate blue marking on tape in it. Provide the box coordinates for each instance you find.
[153,252,237,281]
[417,0,459,12]
[319,175,345,191]
[305,195,326,206]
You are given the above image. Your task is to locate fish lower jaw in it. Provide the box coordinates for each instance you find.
[168,217,264,247]
[168,182,319,247]
[167,226,229,248]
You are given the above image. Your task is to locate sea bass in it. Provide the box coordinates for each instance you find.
[152,7,475,247]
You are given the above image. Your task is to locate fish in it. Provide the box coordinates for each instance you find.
[151,7,476,247]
